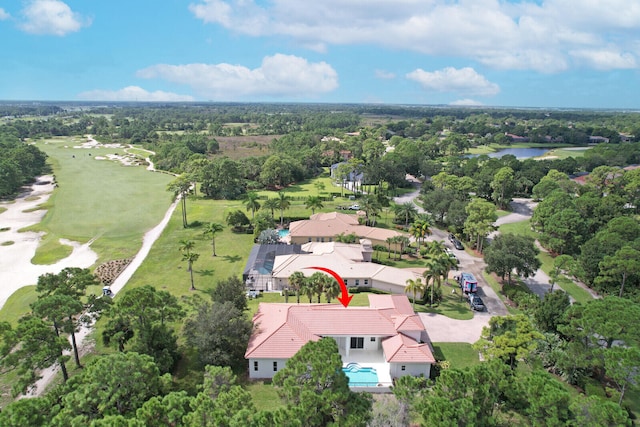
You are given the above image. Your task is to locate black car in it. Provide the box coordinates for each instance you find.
[470,295,485,311]
[453,239,464,250]
[448,233,456,242]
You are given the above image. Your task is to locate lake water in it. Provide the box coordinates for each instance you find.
[485,147,551,159]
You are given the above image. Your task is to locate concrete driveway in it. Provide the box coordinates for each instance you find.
[420,311,491,343]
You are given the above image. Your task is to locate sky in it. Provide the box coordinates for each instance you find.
[1,0,640,109]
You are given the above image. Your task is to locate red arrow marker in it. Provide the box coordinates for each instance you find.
[306,266,353,307]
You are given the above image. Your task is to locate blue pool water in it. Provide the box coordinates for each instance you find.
[278,229,290,238]
[342,363,379,386]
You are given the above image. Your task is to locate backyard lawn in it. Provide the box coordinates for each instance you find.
[431,342,480,369]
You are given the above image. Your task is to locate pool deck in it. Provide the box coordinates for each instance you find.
[341,351,393,388]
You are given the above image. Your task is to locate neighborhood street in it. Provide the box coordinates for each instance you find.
[395,180,542,343]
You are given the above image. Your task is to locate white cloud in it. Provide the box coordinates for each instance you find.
[0,8,10,20]
[407,67,500,97]
[188,0,640,72]
[375,70,396,80]
[137,54,338,100]
[77,86,195,102]
[570,49,637,70]
[450,99,484,106]
[20,0,90,36]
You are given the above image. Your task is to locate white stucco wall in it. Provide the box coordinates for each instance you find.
[390,362,431,379]
[248,358,288,379]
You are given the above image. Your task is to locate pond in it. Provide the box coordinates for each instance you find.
[485,147,551,159]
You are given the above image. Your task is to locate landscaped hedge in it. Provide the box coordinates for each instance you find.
[347,286,390,295]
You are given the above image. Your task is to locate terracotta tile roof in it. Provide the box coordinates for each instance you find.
[289,212,406,240]
[382,334,436,363]
[301,241,367,262]
[245,295,434,364]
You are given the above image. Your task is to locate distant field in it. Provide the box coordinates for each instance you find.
[213,135,276,160]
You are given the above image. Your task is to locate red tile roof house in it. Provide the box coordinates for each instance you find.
[288,212,408,252]
[270,241,426,296]
[244,294,435,391]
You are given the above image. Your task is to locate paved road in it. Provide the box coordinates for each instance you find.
[394,177,509,343]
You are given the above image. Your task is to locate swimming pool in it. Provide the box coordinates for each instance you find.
[278,229,290,238]
[342,363,379,386]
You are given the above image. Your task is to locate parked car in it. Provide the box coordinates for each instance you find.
[469,295,485,311]
[448,233,456,242]
[246,289,259,299]
[453,239,464,250]
[444,248,458,266]
[348,204,360,210]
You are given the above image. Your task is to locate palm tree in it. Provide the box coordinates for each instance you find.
[427,240,446,255]
[386,236,398,259]
[167,176,191,228]
[405,277,425,310]
[179,240,199,290]
[422,259,438,306]
[244,191,261,221]
[305,195,324,214]
[202,222,224,256]
[393,202,418,227]
[276,192,290,226]
[324,276,340,303]
[302,276,315,303]
[361,195,381,226]
[396,235,411,260]
[409,222,421,249]
[288,271,306,304]
[308,272,326,303]
[423,255,452,306]
[262,198,279,220]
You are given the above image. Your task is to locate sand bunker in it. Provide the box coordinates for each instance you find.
[0,176,98,309]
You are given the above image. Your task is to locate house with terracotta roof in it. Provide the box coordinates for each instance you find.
[270,240,425,296]
[244,294,434,389]
[288,211,407,251]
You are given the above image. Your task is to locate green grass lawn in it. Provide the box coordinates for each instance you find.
[27,137,175,264]
[245,380,284,411]
[431,342,480,369]
[0,286,38,326]
[123,196,254,299]
[416,284,474,320]
[498,219,537,239]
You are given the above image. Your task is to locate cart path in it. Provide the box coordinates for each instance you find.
[24,198,178,397]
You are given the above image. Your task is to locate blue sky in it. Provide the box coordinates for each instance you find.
[1,0,639,108]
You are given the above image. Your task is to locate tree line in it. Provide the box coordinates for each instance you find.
[0,128,48,197]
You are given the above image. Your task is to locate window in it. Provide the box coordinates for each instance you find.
[350,337,364,349]
[344,279,348,286]
[370,337,376,342]
[254,361,258,371]
[355,279,360,286]
[273,361,278,372]
[364,279,369,285]
[401,365,406,371]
